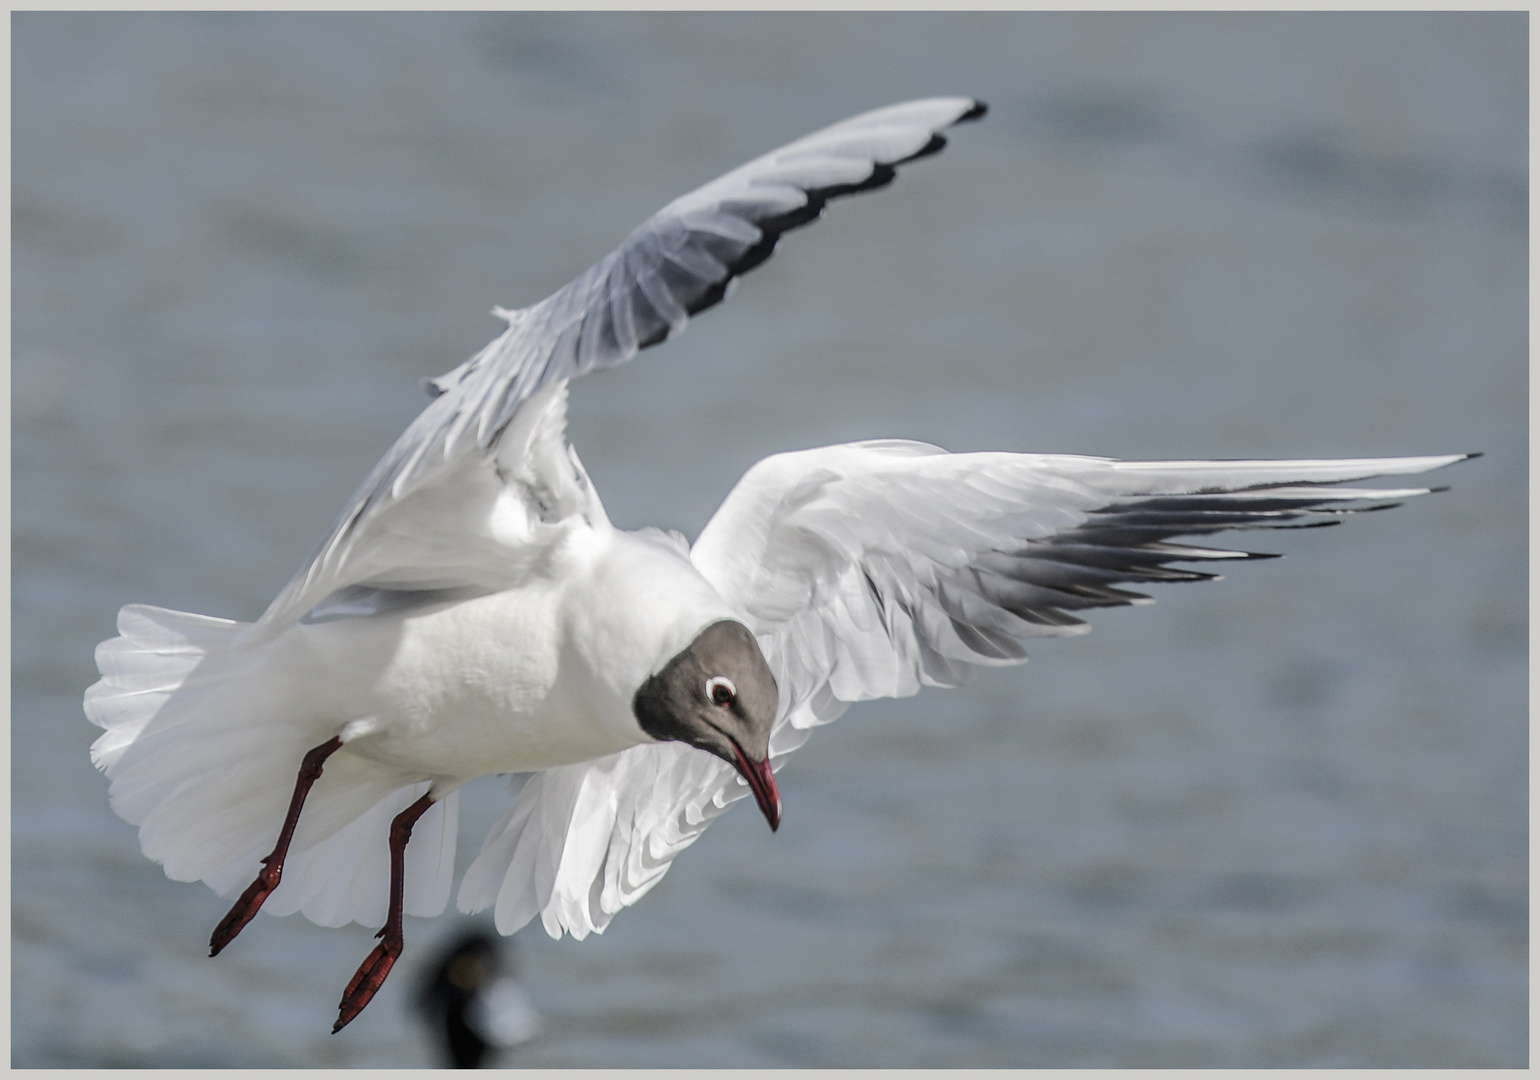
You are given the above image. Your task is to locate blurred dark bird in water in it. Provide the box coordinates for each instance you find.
[415,929,541,1068]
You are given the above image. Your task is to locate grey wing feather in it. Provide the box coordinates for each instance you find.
[695,448,1471,700]
[975,484,1434,622]
[251,98,986,635]
[424,97,984,444]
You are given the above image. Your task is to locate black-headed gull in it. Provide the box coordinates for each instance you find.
[84,97,1470,1032]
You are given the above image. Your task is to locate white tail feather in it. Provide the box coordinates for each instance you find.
[85,603,457,929]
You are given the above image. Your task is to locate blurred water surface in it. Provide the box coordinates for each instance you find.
[12,12,1526,1068]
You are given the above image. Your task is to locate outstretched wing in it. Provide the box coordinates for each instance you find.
[250,98,987,638]
[459,442,1469,938]
[693,445,1469,709]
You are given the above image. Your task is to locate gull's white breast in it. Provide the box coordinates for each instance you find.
[295,525,734,784]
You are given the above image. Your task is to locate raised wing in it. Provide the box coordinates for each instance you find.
[249,98,987,638]
[459,442,1470,938]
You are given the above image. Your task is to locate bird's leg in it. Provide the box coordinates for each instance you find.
[210,735,344,956]
[333,791,435,1033]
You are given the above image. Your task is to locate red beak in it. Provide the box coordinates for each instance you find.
[730,742,781,832]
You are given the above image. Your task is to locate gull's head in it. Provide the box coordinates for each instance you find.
[632,620,781,831]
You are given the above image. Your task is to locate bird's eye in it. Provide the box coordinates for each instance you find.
[706,675,736,706]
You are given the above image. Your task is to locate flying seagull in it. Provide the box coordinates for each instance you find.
[84,97,1469,1032]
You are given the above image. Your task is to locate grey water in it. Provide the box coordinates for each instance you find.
[12,12,1526,1068]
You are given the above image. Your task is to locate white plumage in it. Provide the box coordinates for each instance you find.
[84,96,1467,1011]
[455,444,1465,939]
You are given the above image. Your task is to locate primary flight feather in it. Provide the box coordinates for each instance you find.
[84,96,1468,1031]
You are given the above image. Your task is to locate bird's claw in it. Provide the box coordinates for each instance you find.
[209,863,280,956]
[332,938,401,1033]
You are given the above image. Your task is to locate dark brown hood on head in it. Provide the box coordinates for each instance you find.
[632,619,781,830]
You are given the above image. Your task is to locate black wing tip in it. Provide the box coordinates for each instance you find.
[898,132,948,165]
[636,323,670,350]
[681,275,733,319]
[1462,451,1484,461]
[598,97,989,357]
[1274,519,1341,530]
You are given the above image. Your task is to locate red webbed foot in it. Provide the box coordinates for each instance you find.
[332,933,402,1033]
[209,861,281,956]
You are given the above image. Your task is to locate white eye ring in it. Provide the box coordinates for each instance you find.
[705,675,737,705]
